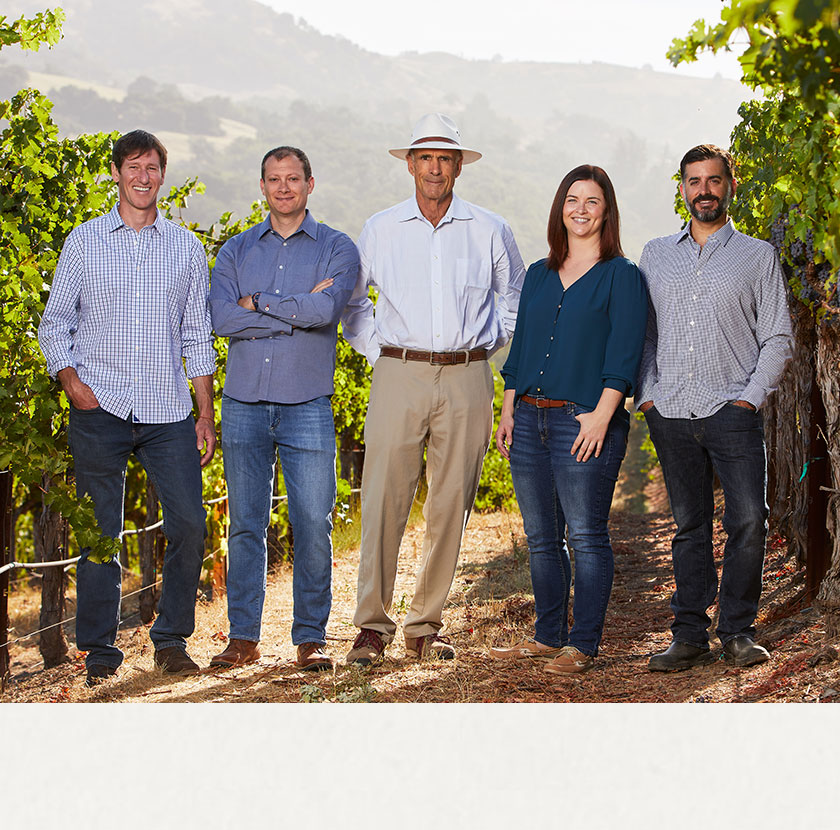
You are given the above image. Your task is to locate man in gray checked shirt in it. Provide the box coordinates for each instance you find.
[636,144,792,672]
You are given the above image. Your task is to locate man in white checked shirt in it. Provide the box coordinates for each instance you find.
[39,130,216,686]
[340,113,525,664]
[636,144,792,672]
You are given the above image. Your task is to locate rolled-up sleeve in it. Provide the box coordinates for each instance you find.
[340,221,379,366]
[634,243,659,409]
[38,230,83,378]
[491,221,525,351]
[181,243,216,378]
[740,246,792,409]
[602,260,648,397]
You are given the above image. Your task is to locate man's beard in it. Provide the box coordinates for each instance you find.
[686,186,732,223]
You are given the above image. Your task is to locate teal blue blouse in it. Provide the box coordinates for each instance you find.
[501,256,648,412]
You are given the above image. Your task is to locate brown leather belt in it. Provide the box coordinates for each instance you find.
[520,395,570,408]
[380,346,488,365]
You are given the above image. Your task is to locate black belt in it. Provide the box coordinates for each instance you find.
[380,346,488,365]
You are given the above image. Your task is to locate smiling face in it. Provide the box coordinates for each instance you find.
[407,147,462,207]
[111,149,164,215]
[680,157,736,225]
[260,154,314,227]
[562,178,606,243]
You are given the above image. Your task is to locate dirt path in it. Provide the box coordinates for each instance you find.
[3,501,839,703]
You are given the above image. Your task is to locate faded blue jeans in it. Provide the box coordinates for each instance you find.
[509,400,628,656]
[221,394,336,645]
[644,403,769,646]
[69,408,207,670]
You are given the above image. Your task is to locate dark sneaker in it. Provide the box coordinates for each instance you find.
[346,628,386,666]
[297,642,333,672]
[86,663,118,688]
[154,647,200,675]
[210,638,261,669]
[648,641,715,672]
[404,633,455,660]
[723,635,770,667]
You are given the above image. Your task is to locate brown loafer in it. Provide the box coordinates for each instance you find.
[405,633,455,660]
[209,638,261,669]
[297,642,333,672]
[154,647,200,675]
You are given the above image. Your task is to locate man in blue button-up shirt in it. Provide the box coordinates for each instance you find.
[636,144,792,672]
[209,146,359,672]
[39,130,217,685]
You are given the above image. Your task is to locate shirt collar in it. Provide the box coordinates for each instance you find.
[258,209,318,240]
[107,202,165,234]
[398,193,472,225]
[677,218,735,247]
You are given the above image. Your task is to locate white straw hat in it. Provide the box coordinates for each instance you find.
[389,113,482,164]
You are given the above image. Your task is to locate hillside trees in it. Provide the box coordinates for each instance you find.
[670,0,840,626]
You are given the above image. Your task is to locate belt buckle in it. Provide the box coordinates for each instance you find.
[534,396,548,408]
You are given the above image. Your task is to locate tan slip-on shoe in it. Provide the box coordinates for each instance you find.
[489,638,564,660]
[544,646,594,675]
[209,638,261,669]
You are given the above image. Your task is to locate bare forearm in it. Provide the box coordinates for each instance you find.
[191,374,215,421]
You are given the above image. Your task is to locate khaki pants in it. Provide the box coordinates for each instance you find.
[354,356,494,640]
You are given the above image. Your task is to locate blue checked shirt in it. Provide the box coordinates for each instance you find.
[39,204,216,423]
[636,220,792,418]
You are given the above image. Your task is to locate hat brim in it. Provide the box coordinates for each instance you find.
[389,143,482,164]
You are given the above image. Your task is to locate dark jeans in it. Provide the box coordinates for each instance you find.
[645,404,769,646]
[69,408,207,669]
[509,400,628,656]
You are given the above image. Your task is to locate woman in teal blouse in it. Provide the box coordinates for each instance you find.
[491,165,647,674]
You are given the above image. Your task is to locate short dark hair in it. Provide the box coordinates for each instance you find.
[546,165,623,272]
[679,144,736,182]
[112,130,167,171]
[261,146,311,180]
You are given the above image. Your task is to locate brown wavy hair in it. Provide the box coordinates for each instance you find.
[546,165,623,272]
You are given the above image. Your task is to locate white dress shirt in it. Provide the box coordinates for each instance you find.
[340,194,525,365]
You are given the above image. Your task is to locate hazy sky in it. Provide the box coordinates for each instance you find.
[260,0,745,79]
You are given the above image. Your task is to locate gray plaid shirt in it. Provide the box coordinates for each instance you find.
[636,220,792,418]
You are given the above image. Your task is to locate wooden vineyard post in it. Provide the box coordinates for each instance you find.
[806,376,831,600]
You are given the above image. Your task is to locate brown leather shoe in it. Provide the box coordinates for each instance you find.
[154,647,200,675]
[209,638,261,669]
[405,633,456,660]
[297,642,333,672]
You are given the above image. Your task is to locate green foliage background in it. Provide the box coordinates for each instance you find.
[1,8,519,576]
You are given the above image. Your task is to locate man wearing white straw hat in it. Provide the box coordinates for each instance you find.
[341,113,525,665]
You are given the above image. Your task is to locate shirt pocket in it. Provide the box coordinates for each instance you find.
[454,258,491,325]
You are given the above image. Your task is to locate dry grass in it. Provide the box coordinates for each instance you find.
[4,498,840,702]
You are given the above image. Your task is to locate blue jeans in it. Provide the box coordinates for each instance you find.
[645,404,769,646]
[221,395,336,645]
[68,408,207,670]
[509,400,628,656]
